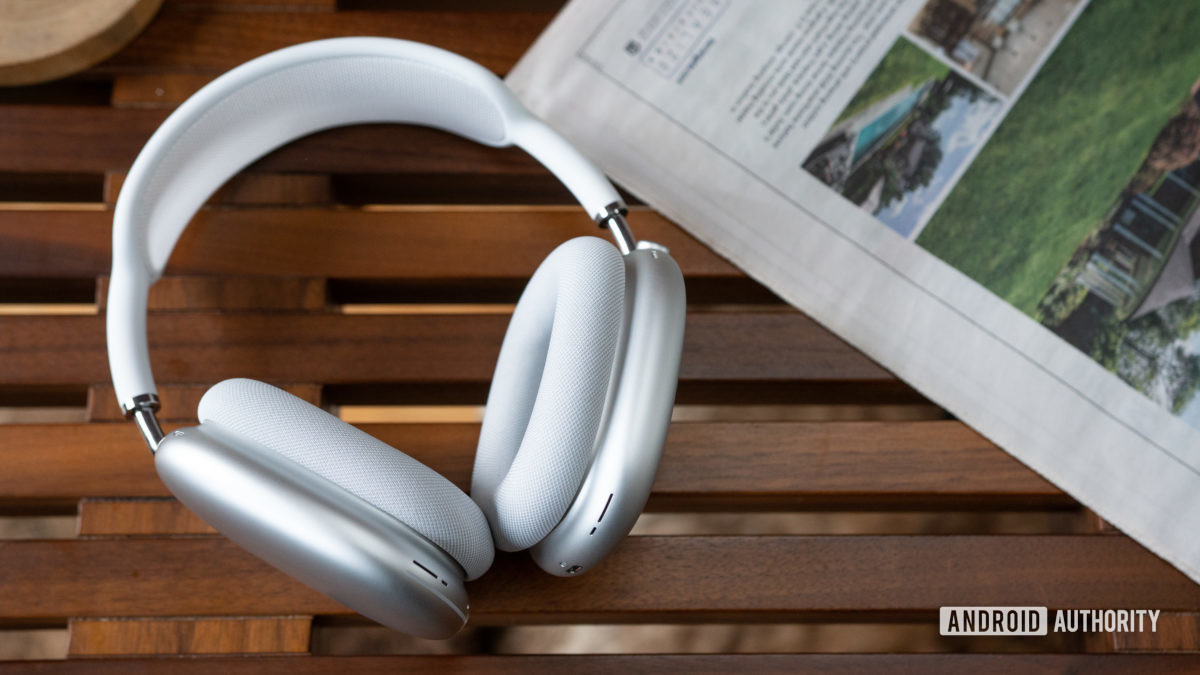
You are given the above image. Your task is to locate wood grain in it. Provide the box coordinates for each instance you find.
[110,73,222,107]
[0,208,737,279]
[93,276,326,311]
[77,498,215,536]
[96,8,548,74]
[0,655,1196,674]
[67,616,311,655]
[0,536,1195,621]
[0,312,891,385]
[1112,612,1200,652]
[164,0,336,10]
[0,421,1066,509]
[0,106,544,174]
[0,0,163,86]
[103,171,332,204]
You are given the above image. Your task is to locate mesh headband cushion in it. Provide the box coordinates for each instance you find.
[198,378,494,580]
[128,49,507,275]
[471,237,625,551]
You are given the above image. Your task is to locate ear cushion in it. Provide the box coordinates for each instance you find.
[471,236,625,551]
[197,378,494,580]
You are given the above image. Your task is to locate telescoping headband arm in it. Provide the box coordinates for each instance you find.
[107,37,637,451]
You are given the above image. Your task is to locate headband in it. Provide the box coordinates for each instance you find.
[106,37,637,436]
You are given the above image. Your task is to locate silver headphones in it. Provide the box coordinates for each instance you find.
[105,38,686,638]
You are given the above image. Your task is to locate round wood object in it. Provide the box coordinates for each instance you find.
[0,0,164,86]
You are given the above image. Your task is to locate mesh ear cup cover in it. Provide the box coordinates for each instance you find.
[471,236,625,551]
[197,378,494,580]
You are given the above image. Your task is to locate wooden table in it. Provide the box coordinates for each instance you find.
[1,0,1197,670]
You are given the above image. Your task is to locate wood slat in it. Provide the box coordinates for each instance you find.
[0,312,889,385]
[0,536,1195,621]
[101,169,586,205]
[0,106,544,174]
[103,171,332,204]
[67,616,311,655]
[95,8,549,74]
[0,208,737,279]
[93,276,326,311]
[79,496,1087,539]
[0,421,1064,509]
[1113,612,1200,652]
[77,499,214,535]
[86,383,322,421]
[317,380,928,408]
[163,0,336,10]
[110,72,222,107]
[2,655,1197,674]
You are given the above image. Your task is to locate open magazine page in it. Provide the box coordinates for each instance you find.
[507,0,1200,582]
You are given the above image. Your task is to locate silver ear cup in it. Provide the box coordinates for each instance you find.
[471,237,626,551]
[196,378,494,580]
[530,245,686,576]
[155,424,470,639]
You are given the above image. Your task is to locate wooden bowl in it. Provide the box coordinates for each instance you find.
[0,0,163,86]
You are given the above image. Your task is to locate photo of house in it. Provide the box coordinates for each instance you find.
[908,0,1081,95]
[1042,87,1200,418]
[802,38,1002,238]
[1071,161,1200,321]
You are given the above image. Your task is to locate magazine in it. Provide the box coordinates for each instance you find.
[507,0,1200,583]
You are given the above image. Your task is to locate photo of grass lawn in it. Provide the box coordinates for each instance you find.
[803,38,1002,238]
[917,0,1200,426]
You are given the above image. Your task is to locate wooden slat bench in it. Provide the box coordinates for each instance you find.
[1,0,1198,670]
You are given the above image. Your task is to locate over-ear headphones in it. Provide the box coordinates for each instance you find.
[105,37,686,639]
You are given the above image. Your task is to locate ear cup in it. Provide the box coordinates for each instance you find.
[197,378,494,580]
[471,236,625,551]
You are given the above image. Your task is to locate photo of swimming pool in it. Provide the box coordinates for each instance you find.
[852,86,927,165]
[802,37,1003,239]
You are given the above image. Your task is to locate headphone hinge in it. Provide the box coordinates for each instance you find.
[123,393,165,453]
[595,201,636,255]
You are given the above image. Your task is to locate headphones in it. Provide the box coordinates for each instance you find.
[105,38,686,639]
